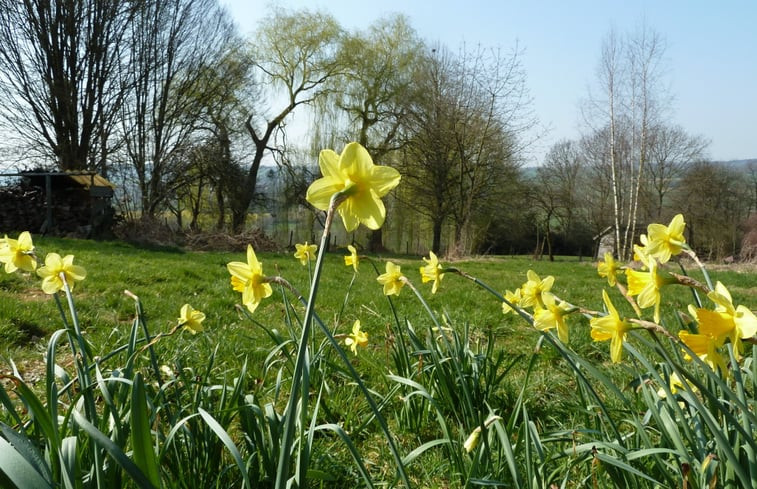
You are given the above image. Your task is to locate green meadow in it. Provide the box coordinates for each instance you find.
[1,236,756,488]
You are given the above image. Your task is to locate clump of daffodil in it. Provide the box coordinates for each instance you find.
[0,231,36,273]
[178,304,206,334]
[377,261,405,296]
[227,244,273,313]
[293,242,317,266]
[344,244,359,272]
[306,142,401,232]
[519,270,554,309]
[590,290,631,363]
[419,250,444,294]
[645,213,686,264]
[597,252,620,287]
[533,292,572,342]
[626,254,676,324]
[501,288,522,315]
[344,319,368,355]
[36,253,86,294]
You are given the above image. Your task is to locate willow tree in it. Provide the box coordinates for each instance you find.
[322,15,423,249]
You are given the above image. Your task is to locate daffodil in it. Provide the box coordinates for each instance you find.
[227,244,273,313]
[501,289,522,315]
[463,427,481,453]
[344,320,368,355]
[678,330,728,373]
[0,231,36,273]
[597,252,620,287]
[36,253,86,294]
[656,372,697,399]
[178,304,206,334]
[626,257,675,323]
[694,281,757,357]
[645,214,686,263]
[344,244,359,272]
[520,270,554,309]
[377,261,405,296]
[419,251,444,294]
[533,292,571,342]
[306,142,401,232]
[590,290,631,363]
[293,242,317,266]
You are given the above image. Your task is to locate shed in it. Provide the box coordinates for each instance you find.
[0,170,115,237]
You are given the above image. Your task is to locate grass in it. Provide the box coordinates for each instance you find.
[2,237,753,391]
[1,236,756,487]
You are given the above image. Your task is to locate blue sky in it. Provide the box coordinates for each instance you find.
[223,0,757,164]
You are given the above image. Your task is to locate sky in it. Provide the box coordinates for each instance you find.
[222,0,757,165]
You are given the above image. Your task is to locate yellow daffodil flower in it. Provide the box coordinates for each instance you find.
[36,253,87,294]
[463,415,502,453]
[520,270,554,309]
[656,372,697,399]
[678,330,728,373]
[293,242,317,266]
[533,292,571,342]
[178,304,206,334]
[377,261,405,296]
[419,251,444,294]
[633,234,650,263]
[227,244,273,313]
[344,244,359,272]
[626,257,675,323]
[695,281,757,358]
[0,231,36,273]
[590,290,631,363]
[344,319,368,355]
[645,214,686,263]
[597,252,620,287]
[501,289,522,315]
[306,142,401,232]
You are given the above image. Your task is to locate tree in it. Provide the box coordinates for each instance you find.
[403,44,530,255]
[236,8,343,232]
[673,161,751,259]
[583,25,673,259]
[0,0,134,171]
[327,14,424,250]
[532,140,585,260]
[118,0,236,218]
[643,124,708,218]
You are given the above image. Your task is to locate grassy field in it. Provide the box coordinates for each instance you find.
[1,235,756,487]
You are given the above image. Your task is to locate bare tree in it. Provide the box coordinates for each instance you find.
[117,0,236,218]
[0,0,134,171]
[644,124,708,218]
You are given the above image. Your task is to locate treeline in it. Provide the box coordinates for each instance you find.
[0,2,752,259]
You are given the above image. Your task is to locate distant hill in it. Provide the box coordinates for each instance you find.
[713,158,757,171]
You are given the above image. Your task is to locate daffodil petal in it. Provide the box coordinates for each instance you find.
[319,149,341,178]
[369,165,401,197]
[341,141,373,178]
[306,176,344,210]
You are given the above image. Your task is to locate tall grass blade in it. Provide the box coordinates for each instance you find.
[197,407,252,489]
[131,372,162,489]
